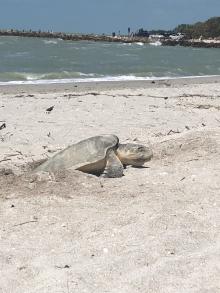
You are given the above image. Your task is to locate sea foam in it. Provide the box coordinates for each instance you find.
[0,74,219,86]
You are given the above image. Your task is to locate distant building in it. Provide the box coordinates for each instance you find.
[169,33,184,41]
[135,28,149,37]
[149,34,164,41]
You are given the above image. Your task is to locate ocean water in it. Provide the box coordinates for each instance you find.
[0,36,220,85]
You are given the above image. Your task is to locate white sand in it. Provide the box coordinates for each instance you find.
[0,78,220,292]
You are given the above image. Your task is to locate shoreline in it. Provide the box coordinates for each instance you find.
[1,75,220,94]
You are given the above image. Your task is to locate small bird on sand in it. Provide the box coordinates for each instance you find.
[46,106,54,114]
[0,123,6,130]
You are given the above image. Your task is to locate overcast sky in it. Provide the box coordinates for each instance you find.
[0,0,219,33]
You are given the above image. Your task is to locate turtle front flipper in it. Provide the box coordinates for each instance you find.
[101,150,124,178]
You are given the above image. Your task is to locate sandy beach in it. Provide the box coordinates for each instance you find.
[0,77,220,292]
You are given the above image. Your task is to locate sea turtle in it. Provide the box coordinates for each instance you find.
[34,134,153,178]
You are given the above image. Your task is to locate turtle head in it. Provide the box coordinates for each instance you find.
[116,143,153,167]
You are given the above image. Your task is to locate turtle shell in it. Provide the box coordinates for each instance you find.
[35,134,119,173]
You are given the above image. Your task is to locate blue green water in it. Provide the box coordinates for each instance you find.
[0,36,220,84]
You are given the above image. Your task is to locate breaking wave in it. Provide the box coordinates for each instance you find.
[43,40,59,45]
[0,73,219,86]
[0,71,97,82]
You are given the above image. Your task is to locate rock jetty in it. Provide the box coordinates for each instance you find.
[0,29,220,48]
[162,39,220,48]
[0,29,149,44]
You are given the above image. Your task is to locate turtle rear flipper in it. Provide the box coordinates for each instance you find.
[101,150,124,178]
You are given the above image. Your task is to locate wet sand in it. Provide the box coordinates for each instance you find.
[1,75,220,94]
